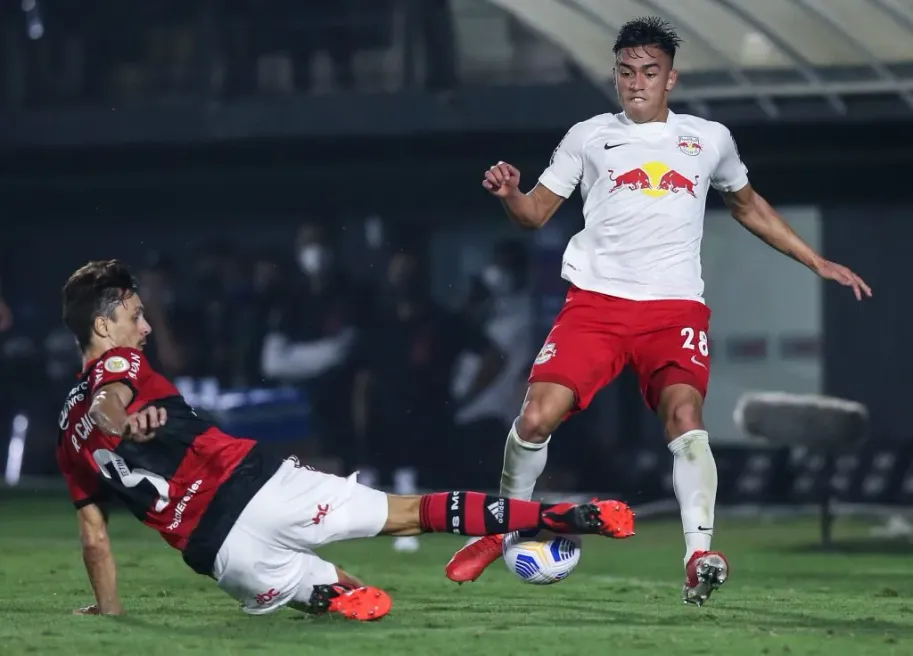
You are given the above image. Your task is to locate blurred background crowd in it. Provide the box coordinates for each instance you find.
[0,220,538,492]
[2,0,913,522]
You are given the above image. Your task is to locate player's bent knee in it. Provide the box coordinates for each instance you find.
[516,404,557,443]
[666,401,702,434]
[517,384,574,441]
[658,383,705,437]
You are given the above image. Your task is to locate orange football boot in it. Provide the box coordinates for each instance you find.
[309,583,392,620]
[445,534,505,583]
[445,499,635,583]
[540,499,636,538]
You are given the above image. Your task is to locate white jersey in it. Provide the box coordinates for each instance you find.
[538,110,749,302]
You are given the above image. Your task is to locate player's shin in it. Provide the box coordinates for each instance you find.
[500,420,549,500]
[419,491,548,535]
[668,430,717,563]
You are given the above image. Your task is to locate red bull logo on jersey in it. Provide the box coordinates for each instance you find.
[608,161,699,198]
[677,136,702,156]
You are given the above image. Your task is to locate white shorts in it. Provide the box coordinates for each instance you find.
[212,458,389,615]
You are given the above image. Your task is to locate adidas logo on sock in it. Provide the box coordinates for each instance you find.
[487,499,505,524]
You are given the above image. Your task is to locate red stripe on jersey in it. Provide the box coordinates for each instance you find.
[58,347,256,553]
[150,428,255,550]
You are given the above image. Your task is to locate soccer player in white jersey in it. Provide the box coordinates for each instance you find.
[445,16,871,605]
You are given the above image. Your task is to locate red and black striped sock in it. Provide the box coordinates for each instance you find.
[418,491,546,535]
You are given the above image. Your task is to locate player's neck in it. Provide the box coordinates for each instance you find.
[82,343,111,368]
[624,106,670,125]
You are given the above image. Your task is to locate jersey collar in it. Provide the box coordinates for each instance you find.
[618,109,676,137]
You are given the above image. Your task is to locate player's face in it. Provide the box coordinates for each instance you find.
[613,46,677,123]
[105,293,152,350]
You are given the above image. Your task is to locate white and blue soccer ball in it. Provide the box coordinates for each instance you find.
[502,530,581,584]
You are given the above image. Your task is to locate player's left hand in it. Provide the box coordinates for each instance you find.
[122,406,167,443]
[814,259,871,300]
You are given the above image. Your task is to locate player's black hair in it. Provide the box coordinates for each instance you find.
[613,16,683,62]
[62,259,138,351]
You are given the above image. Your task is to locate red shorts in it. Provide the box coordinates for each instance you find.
[529,286,711,412]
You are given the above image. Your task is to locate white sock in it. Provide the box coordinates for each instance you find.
[499,420,549,500]
[668,429,717,565]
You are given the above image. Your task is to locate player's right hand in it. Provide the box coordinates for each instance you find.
[482,161,521,198]
[122,406,167,443]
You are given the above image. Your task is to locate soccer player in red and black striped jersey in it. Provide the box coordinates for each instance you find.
[57,260,636,620]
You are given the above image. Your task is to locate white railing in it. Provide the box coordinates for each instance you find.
[481,0,913,116]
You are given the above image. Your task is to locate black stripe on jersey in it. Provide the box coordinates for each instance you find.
[182,445,283,576]
[137,395,215,448]
[113,395,216,479]
[96,395,216,521]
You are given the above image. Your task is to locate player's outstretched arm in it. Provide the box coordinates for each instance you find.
[502,183,565,230]
[483,162,565,230]
[722,185,872,300]
[89,382,167,442]
[75,503,123,615]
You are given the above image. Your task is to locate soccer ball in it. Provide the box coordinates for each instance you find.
[502,530,581,584]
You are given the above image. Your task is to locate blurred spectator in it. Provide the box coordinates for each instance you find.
[352,247,504,508]
[44,325,81,391]
[452,240,533,486]
[0,272,18,476]
[188,243,250,386]
[235,249,292,387]
[138,253,198,378]
[0,326,52,479]
[260,223,360,453]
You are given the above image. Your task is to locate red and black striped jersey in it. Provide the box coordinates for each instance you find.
[56,347,281,574]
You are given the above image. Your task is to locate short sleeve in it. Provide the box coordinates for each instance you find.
[538,122,589,198]
[710,125,749,193]
[89,347,150,400]
[56,443,102,509]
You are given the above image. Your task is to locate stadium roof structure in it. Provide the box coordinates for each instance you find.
[485,0,913,120]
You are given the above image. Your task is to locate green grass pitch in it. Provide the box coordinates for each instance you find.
[1,494,911,655]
